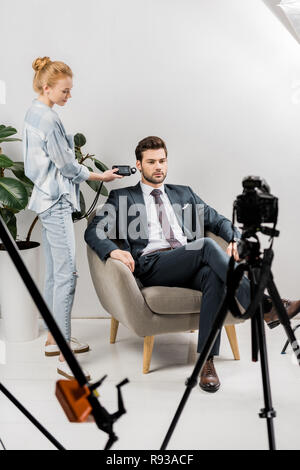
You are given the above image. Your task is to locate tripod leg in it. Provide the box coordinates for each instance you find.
[0,383,65,450]
[251,316,259,362]
[281,324,300,355]
[249,269,260,362]
[255,307,276,450]
[160,297,229,450]
[160,255,246,450]
[267,278,300,366]
[0,437,5,450]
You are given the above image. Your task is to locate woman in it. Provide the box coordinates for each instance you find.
[23,56,123,380]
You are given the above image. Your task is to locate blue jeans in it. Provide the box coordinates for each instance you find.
[38,195,78,342]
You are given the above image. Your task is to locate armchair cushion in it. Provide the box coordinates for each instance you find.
[142,286,202,314]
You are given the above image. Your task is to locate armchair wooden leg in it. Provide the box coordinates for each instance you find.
[110,317,119,344]
[143,336,155,374]
[225,325,240,360]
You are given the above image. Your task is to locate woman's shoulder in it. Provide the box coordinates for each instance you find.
[24,99,61,137]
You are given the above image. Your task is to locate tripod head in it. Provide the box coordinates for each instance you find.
[224,176,281,320]
[232,176,280,265]
[234,176,278,230]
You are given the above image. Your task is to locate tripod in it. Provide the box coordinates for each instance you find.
[160,232,300,450]
[0,214,128,450]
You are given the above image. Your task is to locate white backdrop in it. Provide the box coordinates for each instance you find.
[1,0,300,318]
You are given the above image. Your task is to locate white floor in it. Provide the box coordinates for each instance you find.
[0,318,300,450]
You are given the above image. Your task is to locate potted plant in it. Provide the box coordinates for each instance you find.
[19,132,110,228]
[0,125,35,242]
[0,125,39,342]
[72,132,109,220]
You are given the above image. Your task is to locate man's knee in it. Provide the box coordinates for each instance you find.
[202,237,219,252]
[203,265,222,286]
[193,265,222,291]
[197,265,211,283]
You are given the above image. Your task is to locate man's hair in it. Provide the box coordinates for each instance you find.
[135,136,168,162]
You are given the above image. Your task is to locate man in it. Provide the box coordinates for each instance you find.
[85,136,300,393]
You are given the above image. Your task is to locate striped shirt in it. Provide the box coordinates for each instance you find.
[22,98,90,214]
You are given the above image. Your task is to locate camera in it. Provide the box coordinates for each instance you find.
[112,165,137,176]
[234,176,278,228]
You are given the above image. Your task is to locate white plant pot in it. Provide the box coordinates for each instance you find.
[0,242,40,342]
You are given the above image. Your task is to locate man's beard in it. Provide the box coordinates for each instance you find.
[141,169,166,185]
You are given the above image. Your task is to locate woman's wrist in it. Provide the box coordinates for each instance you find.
[88,171,103,181]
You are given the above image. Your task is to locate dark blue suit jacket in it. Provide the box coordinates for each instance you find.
[84,182,239,263]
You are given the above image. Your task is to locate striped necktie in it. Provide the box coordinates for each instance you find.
[150,189,183,249]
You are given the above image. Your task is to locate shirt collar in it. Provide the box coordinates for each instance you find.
[140,181,165,197]
[32,98,52,110]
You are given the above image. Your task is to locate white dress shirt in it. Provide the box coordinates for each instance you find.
[140,182,187,256]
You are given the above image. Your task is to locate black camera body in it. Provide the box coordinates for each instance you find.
[112,165,137,176]
[235,176,278,228]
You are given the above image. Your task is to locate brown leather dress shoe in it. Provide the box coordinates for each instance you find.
[199,357,220,393]
[264,299,300,329]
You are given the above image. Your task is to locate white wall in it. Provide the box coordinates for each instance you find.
[1,0,300,317]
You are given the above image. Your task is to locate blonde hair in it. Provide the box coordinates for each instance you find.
[32,56,73,94]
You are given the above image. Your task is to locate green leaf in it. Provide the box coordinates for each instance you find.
[0,177,28,210]
[0,154,14,168]
[74,133,86,148]
[0,126,21,143]
[93,158,109,172]
[84,166,108,196]
[100,184,108,197]
[0,138,22,143]
[9,162,34,187]
[23,181,33,198]
[0,208,17,239]
[0,126,18,139]
[86,179,100,193]
[85,166,99,192]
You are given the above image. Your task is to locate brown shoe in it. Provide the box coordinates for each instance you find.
[199,357,220,393]
[264,299,300,329]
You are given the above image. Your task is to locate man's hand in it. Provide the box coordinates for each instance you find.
[109,249,135,273]
[226,242,240,262]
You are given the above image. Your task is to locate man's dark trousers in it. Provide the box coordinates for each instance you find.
[134,237,251,356]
